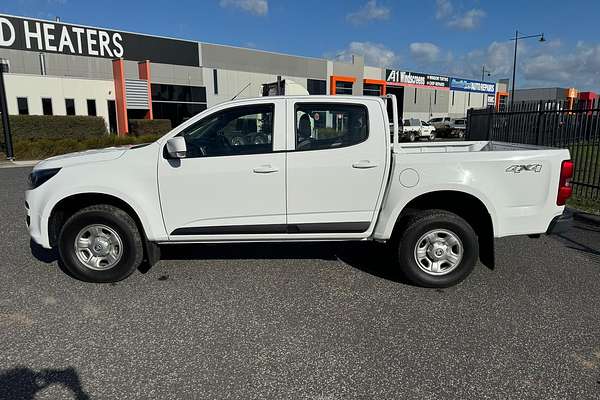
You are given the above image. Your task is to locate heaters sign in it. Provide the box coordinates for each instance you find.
[0,15,200,66]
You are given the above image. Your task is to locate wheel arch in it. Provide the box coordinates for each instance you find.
[47,192,148,247]
[393,190,496,269]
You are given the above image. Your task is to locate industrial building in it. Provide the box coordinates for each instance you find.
[512,87,598,110]
[0,13,498,134]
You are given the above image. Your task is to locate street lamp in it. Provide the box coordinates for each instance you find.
[481,65,492,81]
[0,58,13,160]
[510,30,546,106]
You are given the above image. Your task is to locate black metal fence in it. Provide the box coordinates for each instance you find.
[467,99,600,201]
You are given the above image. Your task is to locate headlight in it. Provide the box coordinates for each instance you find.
[28,168,61,189]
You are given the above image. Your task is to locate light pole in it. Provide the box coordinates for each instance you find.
[0,58,13,160]
[481,65,492,81]
[510,30,546,106]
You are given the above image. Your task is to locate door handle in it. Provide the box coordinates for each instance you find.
[253,165,279,174]
[352,160,378,169]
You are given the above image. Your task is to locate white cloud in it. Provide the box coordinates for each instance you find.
[409,42,441,64]
[346,0,390,25]
[438,38,600,91]
[436,0,485,31]
[447,9,486,30]
[219,0,268,16]
[520,42,600,89]
[329,41,399,67]
[435,0,453,19]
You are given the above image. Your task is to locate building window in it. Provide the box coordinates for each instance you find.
[468,93,471,107]
[151,83,208,127]
[335,81,353,95]
[307,79,327,95]
[42,98,53,115]
[414,88,418,104]
[17,97,28,115]
[452,91,455,106]
[434,90,437,105]
[213,69,218,95]
[363,83,382,96]
[87,99,97,116]
[65,99,75,115]
[151,84,207,103]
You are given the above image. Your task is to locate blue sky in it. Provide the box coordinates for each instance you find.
[3,0,600,91]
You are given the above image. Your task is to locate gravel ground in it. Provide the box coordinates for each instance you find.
[0,166,599,400]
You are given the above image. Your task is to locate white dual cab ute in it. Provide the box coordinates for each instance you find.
[25,95,574,287]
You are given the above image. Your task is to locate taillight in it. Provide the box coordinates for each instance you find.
[557,160,574,206]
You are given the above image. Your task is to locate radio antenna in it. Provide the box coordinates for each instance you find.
[231,82,251,100]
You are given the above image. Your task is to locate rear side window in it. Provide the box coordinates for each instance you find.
[295,103,368,151]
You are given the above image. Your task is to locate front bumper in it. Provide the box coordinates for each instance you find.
[546,211,573,235]
[25,189,51,248]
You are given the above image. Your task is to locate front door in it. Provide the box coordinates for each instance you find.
[158,100,287,238]
[285,99,388,235]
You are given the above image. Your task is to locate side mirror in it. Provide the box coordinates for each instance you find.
[165,137,187,159]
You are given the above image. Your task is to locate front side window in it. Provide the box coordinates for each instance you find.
[179,104,274,158]
[295,103,368,151]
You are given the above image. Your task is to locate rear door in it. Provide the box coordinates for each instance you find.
[285,98,388,236]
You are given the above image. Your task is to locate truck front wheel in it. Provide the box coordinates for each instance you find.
[394,210,478,287]
[58,204,144,283]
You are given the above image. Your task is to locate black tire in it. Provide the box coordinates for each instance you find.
[393,210,478,288]
[408,133,416,142]
[428,132,436,141]
[58,204,144,283]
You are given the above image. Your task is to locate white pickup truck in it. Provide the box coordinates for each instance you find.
[25,95,573,287]
[402,118,436,141]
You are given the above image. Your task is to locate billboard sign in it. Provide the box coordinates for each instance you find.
[386,69,449,89]
[450,77,496,94]
[0,14,200,66]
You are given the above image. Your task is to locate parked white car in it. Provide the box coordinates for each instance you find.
[25,95,573,287]
[402,118,436,141]
[427,116,452,130]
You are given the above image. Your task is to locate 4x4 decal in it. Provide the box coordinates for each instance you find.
[506,164,543,173]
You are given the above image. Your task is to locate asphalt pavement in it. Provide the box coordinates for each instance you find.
[0,166,599,400]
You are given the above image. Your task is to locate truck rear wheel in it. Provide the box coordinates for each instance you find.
[394,210,478,287]
[58,204,144,283]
